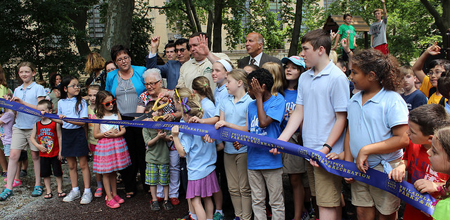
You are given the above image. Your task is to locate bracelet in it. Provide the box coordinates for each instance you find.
[323,143,332,152]
[171,113,175,117]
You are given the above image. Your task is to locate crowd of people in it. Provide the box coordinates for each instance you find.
[1,1,450,220]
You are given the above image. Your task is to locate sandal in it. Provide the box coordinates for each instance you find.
[31,186,44,197]
[126,192,135,198]
[44,193,53,199]
[0,188,12,201]
[58,192,66,198]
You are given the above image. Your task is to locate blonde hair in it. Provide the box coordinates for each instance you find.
[329,50,338,64]
[227,69,248,91]
[184,98,203,118]
[192,76,215,104]
[17,62,36,73]
[84,52,106,74]
[373,8,384,15]
[261,62,286,96]
[175,87,200,103]
[400,66,413,76]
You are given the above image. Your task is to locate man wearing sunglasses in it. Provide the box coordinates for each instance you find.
[146,37,191,90]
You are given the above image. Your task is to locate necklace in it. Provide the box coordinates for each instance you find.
[118,73,133,101]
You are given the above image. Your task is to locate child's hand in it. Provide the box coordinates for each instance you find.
[40,110,46,116]
[388,165,405,182]
[330,29,340,41]
[326,152,339,160]
[414,179,439,194]
[37,144,48,153]
[58,154,63,161]
[355,150,369,173]
[171,125,179,136]
[426,41,441,56]
[11,97,23,104]
[59,115,66,119]
[381,0,385,3]
[188,116,202,124]
[250,78,265,99]
[163,113,176,122]
[269,148,281,155]
[167,135,173,141]
[3,94,11,100]
[216,142,224,151]
[233,141,242,150]
[310,159,320,167]
[214,120,228,130]
[156,130,167,139]
[204,134,215,143]
[344,177,355,184]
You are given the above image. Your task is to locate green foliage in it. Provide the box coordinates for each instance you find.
[326,0,441,64]
[0,0,98,81]
[129,0,155,66]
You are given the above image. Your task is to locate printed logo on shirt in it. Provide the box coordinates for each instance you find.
[204,67,212,75]
[39,134,54,153]
[250,115,267,136]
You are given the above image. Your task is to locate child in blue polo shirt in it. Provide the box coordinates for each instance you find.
[246,68,285,220]
[0,62,46,201]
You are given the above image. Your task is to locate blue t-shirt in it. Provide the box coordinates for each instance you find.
[247,94,285,170]
[220,93,253,154]
[401,89,428,111]
[281,89,297,130]
[179,130,217,180]
[348,88,408,169]
[201,98,216,119]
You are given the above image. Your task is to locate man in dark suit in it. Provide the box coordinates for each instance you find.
[237,32,281,68]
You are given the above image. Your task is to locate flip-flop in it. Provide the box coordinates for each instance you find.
[58,192,66,198]
[44,193,53,199]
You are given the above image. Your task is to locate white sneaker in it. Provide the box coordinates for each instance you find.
[80,191,93,204]
[63,190,81,202]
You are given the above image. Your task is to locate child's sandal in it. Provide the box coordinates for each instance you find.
[31,186,44,197]
[0,188,12,201]
[44,193,53,199]
[58,192,66,198]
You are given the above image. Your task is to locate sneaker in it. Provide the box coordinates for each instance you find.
[113,195,124,204]
[156,196,164,202]
[106,198,120,209]
[94,188,103,198]
[63,190,81,202]
[150,201,160,211]
[1,172,6,177]
[0,188,12,201]
[213,212,224,220]
[170,197,180,205]
[301,211,310,220]
[163,200,173,210]
[4,179,21,188]
[80,191,93,204]
[31,185,43,197]
[19,169,27,177]
[177,214,194,220]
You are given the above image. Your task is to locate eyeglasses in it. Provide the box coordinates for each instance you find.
[67,84,81,89]
[144,80,161,87]
[102,99,116,107]
[116,56,130,63]
[427,71,444,76]
[175,48,187,53]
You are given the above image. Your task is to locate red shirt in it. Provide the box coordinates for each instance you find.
[36,121,60,158]
[402,141,449,220]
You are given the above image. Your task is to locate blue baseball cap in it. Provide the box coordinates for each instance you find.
[281,56,306,68]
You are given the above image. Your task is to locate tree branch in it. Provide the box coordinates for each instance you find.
[420,0,445,32]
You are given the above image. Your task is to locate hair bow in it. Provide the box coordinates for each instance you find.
[181,97,191,113]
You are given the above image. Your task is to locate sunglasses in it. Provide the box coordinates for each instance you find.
[102,99,116,107]
[175,48,187,53]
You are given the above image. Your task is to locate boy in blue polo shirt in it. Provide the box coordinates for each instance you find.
[245,68,286,220]
[276,29,349,220]
[0,62,47,201]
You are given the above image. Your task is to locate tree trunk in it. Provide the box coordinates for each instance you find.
[207,9,213,49]
[188,0,202,33]
[288,0,303,56]
[212,0,223,52]
[183,0,198,33]
[69,7,91,57]
[100,0,134,60]
[420,0,449,49]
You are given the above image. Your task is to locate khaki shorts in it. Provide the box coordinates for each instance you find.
[10,127,38,152]
[351,159,402,215]
[306,162,342,207]
[283,132,307,174]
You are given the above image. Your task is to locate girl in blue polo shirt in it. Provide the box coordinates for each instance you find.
[172,98,219,220]
[57,76,92,205]
[346,49,409,219]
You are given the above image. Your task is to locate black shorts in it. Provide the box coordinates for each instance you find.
[40,156,63,177]
[18,150,28,162]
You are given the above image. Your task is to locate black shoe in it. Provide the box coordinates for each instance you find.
[150,201,160,211]
[163,200,173,210]
[20,169,27,177]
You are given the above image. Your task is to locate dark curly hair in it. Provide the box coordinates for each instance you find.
[247,68,274,92]
[352,49,402,91]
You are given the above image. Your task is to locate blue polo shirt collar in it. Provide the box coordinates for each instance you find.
[353,88,385,106]
[307,61,334,79]
[19,82,37,90]
[228,93,250,103]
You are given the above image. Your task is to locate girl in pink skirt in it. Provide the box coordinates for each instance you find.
[172,97,219,220]
[93,90,131,209]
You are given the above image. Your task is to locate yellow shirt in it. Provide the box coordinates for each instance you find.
[419,76,433,98]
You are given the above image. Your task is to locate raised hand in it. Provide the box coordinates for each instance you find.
[150,36,161,52]
[426,41,441,56]
[196,34,210,57]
